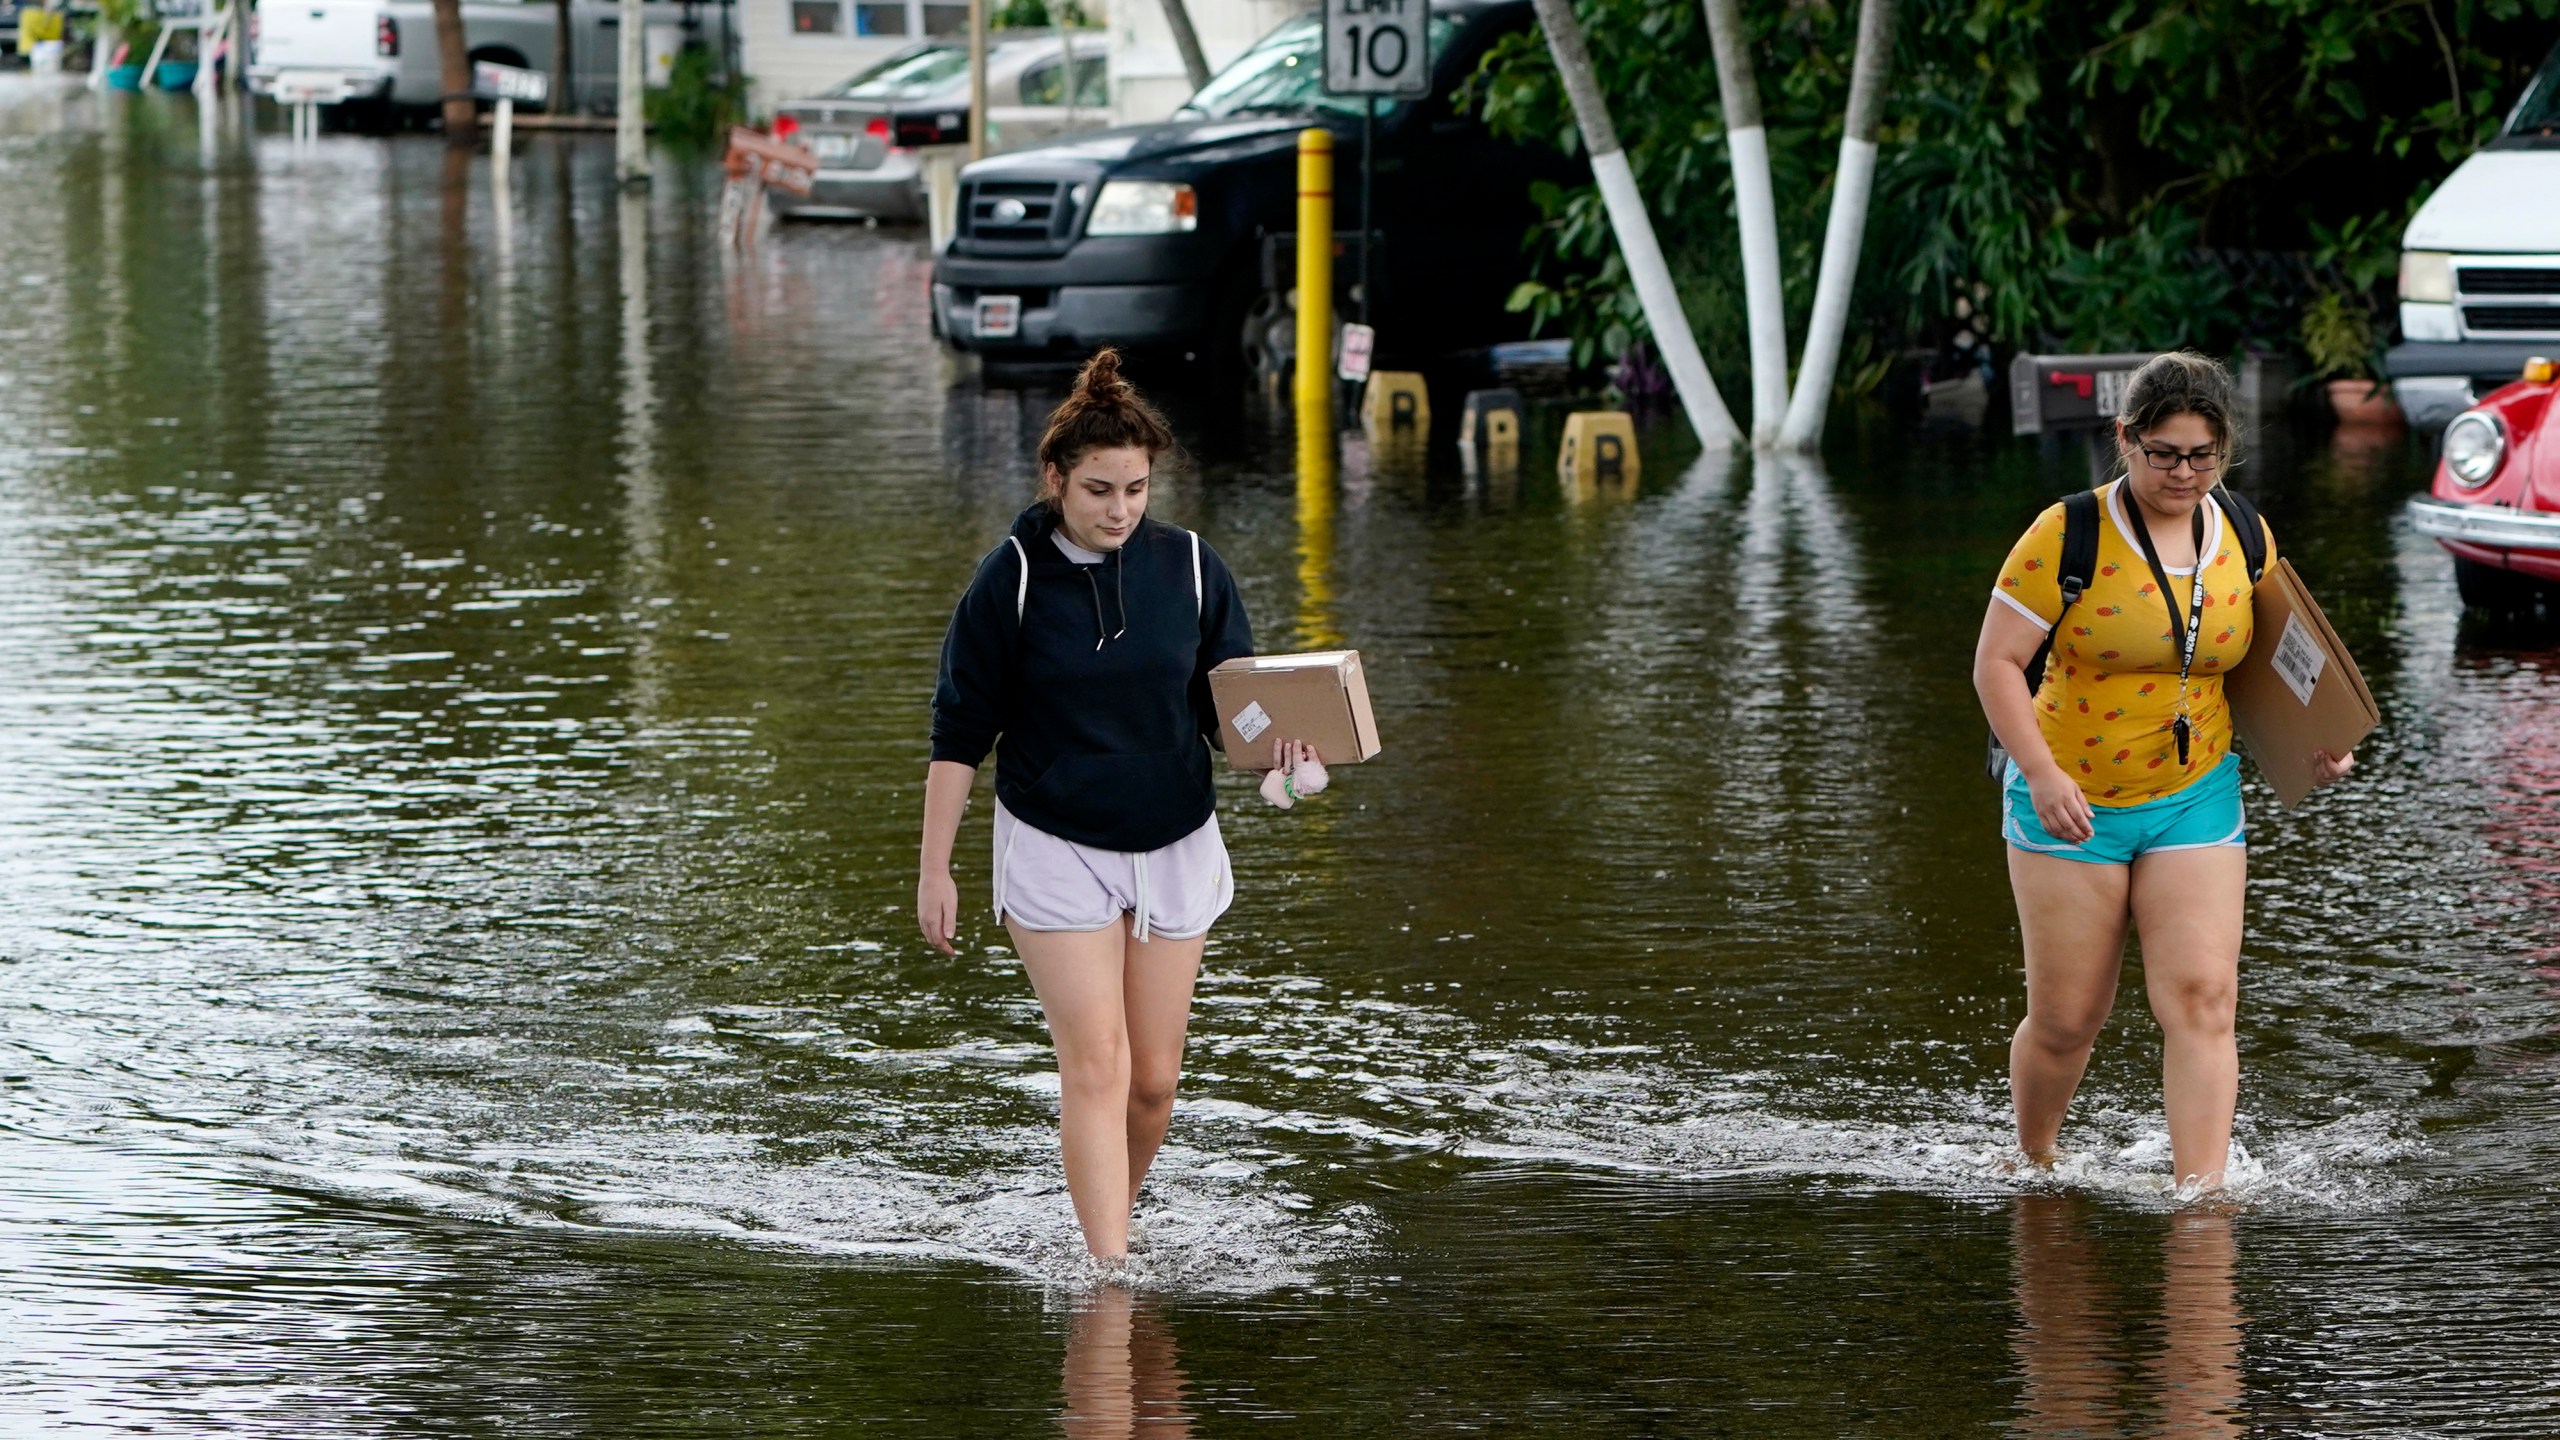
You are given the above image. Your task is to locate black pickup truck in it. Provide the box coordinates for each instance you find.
[929,0,1576,377]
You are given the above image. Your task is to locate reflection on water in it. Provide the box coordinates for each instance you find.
[1061,1289,1193,1439]
[3,79,2560,1434]
[2010,1196,2243,1437]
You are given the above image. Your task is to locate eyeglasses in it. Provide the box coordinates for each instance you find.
[2136,445,2223,474]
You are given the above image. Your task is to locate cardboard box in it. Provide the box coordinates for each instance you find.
[1207,651,1382,770]
[2226,558,2379,806]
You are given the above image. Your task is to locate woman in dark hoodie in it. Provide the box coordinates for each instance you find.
[918,349,1274,1262]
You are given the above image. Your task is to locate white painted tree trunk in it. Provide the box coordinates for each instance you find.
[1779,0,1896,452]
[1156,0,1212,94]
[616,0,648,183]
[1528,0,1740,449]
[1702,0,1787,446]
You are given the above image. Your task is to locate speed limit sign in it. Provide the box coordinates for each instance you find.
[1323,0,1430,98]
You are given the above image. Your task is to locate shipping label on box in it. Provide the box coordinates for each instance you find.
[1207,651,1382,770]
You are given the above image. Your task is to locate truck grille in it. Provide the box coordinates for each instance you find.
[2456,268,2560,297]
[958,179,1077,251]
[2461,305,2560,333]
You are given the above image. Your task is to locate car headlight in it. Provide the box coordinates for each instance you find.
[2399,250,2454,304]
[2443,411,2505,488]
[1086,181,1198,236]
[2396,251,2457,303]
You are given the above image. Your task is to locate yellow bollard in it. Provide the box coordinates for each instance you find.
[1360,371,1430,434]
[1460,387,1524,476]
[1558,411,1641,488]
[1294,129,1333,433]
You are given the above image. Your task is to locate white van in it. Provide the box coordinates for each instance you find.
[2390,38,2560,427]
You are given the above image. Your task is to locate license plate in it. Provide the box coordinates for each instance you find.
[974,294,1022,339]
[808,133,855,161]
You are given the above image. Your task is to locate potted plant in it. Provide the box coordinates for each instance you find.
[2301,289,2402,426]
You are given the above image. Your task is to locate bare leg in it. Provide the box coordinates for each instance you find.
[1013,920,1136,1259]
[2007,847,2133,1162]
[2130,846,2246,1190]
[1121,923,1205,1204]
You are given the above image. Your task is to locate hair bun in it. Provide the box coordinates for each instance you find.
[1074,347,1129,402]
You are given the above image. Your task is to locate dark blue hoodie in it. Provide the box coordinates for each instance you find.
[930,504,1255,853]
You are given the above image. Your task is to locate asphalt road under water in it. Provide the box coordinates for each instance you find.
[2,82,2557,1435]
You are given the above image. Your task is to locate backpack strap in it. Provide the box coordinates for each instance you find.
[2213,485,2269,583]
[2023,488,2105,692]
[1006,536,1030,623]
[1189,528,1203,620]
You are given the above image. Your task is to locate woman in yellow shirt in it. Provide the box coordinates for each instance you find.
[1972,352,2352,1194]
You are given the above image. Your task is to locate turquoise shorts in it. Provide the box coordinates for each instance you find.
[2002,754,2246,866]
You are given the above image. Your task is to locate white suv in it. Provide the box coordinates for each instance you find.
[2390,38,2560,428]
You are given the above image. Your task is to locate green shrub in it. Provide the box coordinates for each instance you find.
[646,46,747,149]
[2300,291,2378,382]
[1460,0,2560,389]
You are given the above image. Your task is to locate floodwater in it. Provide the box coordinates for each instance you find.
[2,80,2557,1435]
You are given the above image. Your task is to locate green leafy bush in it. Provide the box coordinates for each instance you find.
[2300,291,2378,382]
[994,0,1095,28]
[646,46,747,149]
[1462,0,2560,390]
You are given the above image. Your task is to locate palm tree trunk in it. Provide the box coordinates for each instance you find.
[1701,0,1787,445]
[1527,0,1741,448]
[433,0,474,144]
[1157,0,1211,93]
[1778,0,1895,451]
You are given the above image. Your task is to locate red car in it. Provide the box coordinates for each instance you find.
[2410,355,2560,614]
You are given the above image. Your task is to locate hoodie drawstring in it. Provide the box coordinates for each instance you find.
[1081,548,1129,651]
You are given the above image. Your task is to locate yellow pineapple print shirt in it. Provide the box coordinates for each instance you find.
[1993,482,2277,806]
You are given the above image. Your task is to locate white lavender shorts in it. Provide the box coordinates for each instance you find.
[992,802,1234,943]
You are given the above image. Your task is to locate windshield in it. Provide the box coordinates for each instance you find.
[2508,40,2560,139]
[822,45,967,100]
[1175,13,1460,121]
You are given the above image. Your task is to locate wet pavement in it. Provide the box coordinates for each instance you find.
[3,78,2558,1435]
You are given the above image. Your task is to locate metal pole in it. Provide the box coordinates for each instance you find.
[1059,24,1075,133]
[1358,95,1373,325]
[616,0,649,182]
[1294,128,1334,456]
[493,96,514,189]
[966,0,987,163]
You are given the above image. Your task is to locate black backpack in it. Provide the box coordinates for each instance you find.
[1985,484,2268,783]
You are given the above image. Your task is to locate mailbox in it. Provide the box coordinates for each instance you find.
[2008,352,2153,436]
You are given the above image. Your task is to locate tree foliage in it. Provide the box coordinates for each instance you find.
[1464,0,2560,387]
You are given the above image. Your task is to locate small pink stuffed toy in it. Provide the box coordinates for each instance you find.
[1259,738,1330,809]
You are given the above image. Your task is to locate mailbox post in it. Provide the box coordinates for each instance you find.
[473,61,551,196]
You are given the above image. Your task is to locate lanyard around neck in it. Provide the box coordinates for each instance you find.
[2127,488,2211,764]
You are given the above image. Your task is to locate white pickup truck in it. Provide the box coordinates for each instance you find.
[248,0,711,118]
[2389,37,2560,427]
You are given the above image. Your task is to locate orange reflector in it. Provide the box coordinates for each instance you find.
[2527,356,2557,384]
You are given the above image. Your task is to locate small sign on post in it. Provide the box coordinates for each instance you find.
[1336,322,1375,383]
[1322,0,1430,98]
[720,126,821,248]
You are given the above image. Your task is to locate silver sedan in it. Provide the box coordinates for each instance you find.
[773,35,1109,223]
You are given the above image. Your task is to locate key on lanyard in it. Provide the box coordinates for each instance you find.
[2131,496,2210,767]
